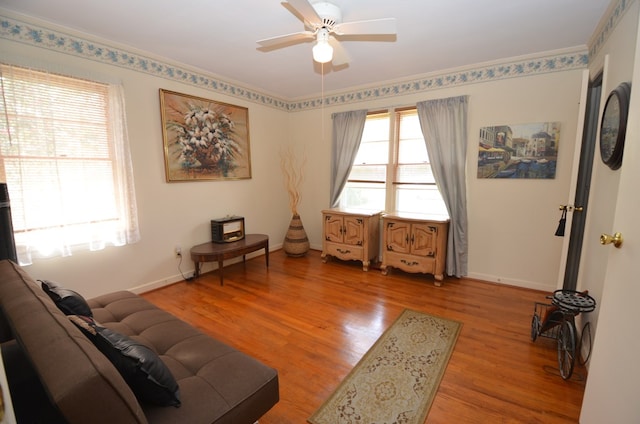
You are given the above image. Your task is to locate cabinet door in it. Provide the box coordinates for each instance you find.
[411,223,437,257]
[384,220,411,254]
[343,216,364,246]
[324,215,344,243]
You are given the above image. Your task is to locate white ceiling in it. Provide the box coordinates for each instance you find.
[0,0,611,100]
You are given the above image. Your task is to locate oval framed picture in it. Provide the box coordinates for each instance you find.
[599,82,631,170]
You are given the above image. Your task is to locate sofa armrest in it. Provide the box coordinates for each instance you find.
[0,260,148,424]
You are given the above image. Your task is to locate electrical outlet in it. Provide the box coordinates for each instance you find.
[175,245,182,257]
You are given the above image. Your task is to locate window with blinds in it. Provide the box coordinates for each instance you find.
[341,108,448,216]
[340,112,389,210]
[0,64,139,264]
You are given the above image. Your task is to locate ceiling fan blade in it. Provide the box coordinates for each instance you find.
[334,18,397,35]
[257,31,315,48]
[329,37,350,66]
[287,0,322,27]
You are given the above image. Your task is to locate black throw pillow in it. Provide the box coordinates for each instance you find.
[68,315,181,407]
[40,280,93,317]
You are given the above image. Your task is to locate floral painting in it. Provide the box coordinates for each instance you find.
[477,122,560,179]
[160,89,251,181]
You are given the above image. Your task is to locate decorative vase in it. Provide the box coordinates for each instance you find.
[283,213,310,257]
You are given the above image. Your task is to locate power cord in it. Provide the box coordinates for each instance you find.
[176,252,194,281]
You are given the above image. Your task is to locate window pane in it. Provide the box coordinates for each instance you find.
[353,140,388,165]
[398,113,422,139]
[0,64,139,263]
[349,164,386,182]
[361,114,389,142]
[395,184,449,217]
[341,182,386,211]
[398,138,428,164]
[4,158,117,230]
[396,164,435,184]
[355,113,389,166]
[398,112,428,164]
[344,112,389,209]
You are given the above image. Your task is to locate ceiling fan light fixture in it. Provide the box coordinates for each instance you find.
[312,27,333,63]
[313,39,333,63]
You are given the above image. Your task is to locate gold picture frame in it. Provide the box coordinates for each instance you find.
[160,89,252,182]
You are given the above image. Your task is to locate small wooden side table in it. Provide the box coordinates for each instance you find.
[190,234,269,285]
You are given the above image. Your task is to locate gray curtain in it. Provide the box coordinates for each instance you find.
[330,109,368,208]
[416,96,469,277]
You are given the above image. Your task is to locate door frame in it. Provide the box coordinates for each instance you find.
[560,72,603,290]
[556,70,589,289]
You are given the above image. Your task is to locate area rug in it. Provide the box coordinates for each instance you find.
[308,309,461,424]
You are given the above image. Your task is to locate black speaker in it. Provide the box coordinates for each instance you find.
[0,183,18,262]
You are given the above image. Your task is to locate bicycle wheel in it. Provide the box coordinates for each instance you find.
[579,321,593,365]
[557,319,576,380]
[531,313,541,342]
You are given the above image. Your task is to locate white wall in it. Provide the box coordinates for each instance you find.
[0,38,292,298]
[291,71,584,291]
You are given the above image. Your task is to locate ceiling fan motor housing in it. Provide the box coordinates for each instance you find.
[312,1,342,28]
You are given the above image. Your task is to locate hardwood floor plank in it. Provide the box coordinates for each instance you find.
[143,249,585,423]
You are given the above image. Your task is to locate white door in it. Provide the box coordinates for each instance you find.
[579,29,640,423]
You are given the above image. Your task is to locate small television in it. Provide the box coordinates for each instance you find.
[211,216,245,243]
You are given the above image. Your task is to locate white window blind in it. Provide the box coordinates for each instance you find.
[0,64,140,264]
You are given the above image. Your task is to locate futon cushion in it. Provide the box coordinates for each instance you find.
[40,279,93,317]
[88,290,280,424]
[68,314,181,408]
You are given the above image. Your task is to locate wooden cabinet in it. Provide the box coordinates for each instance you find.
[381,212,449,285]
[321,208,381,271]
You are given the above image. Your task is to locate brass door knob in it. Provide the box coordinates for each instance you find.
[600,232,623,248]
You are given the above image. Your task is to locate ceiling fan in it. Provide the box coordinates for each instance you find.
[257,0,396,65]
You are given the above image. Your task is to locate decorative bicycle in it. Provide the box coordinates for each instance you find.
[530,289,596,379]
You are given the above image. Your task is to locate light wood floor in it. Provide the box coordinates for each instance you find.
[142,249,586,423]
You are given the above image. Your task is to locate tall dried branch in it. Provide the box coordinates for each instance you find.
[280,147,307,215]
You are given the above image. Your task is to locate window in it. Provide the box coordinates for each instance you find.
[340,108,448,217]
[340,112,389,211]
[0,64,139,264]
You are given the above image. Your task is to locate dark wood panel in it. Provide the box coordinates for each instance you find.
[143,249,585,423]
